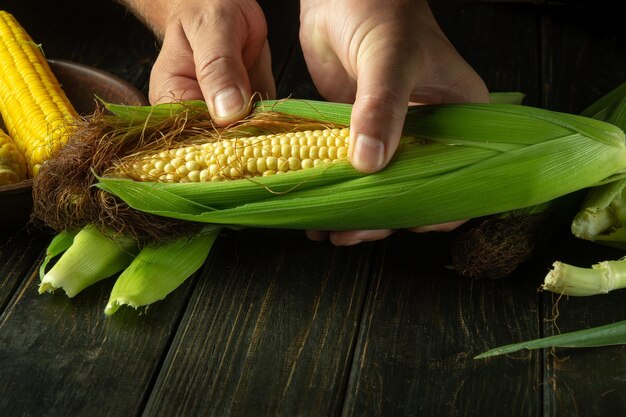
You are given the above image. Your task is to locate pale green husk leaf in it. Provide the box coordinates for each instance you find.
[39,225,138,297]
[104,227,220,315]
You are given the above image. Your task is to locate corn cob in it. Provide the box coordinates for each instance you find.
[0,10,78,177]
[112,128,350,182]
[0,127,27,185]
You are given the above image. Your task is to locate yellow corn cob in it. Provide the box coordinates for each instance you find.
[114,128,350,182]
[0,11,78,177]
[0,127,27,186]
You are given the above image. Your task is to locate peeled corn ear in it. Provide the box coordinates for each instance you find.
[112,128,350,182]
[0,11,78,176]
[0,128,27,186]
[97,101,626,233]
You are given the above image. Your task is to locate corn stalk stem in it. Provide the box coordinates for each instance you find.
[543,259,626,296]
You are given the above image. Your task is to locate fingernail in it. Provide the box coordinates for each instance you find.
[214,86,245,119]
[352,134,385,173]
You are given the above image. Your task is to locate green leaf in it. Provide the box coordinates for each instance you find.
[39,225,138,297]
[104,227,220,315]
[475,320,626,359]
[39,229,79,280]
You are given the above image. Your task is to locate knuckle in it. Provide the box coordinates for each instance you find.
[195,55,242,92]
[355,94,407,123]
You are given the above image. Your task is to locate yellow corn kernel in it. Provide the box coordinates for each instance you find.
[0,11,78,177]
[0,128,28,186]
[113,128,351,182]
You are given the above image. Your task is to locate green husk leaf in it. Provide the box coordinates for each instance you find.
[580,82,626,121]
[475,319,626,359]
[488,92,525,105]
[104,226,220,315]
[39,229,78,280]
[570,178,626,249]
[254,99,352,125]
[103,100,207,122]
[39,225,138,297]
[568,86,626,248]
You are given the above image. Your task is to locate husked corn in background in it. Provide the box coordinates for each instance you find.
[0,10,78,177]
[0,127,27,186]
[114,128,350,183]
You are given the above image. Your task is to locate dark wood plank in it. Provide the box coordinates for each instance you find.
[0,229,50,312]
[142,229,374,417]
[540,3,626,415]
[0,263,197,417]
[342,233,543,417]
[539,236,626,417]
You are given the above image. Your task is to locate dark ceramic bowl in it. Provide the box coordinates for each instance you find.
[0,59,148,231]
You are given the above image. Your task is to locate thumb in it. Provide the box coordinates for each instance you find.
[348,44,414,173]
[191,20,257,126]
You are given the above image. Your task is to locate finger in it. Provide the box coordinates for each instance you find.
[348,35,417,173]
[329,229,395,246]
[149,23,203,104]
[305,230,329,241]
[299,28,357,103]
[409,220,468,233]
[247,40,276,100]
[189,14,259,126]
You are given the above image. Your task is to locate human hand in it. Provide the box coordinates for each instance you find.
[124,0,276,126]
[299,0,489,245]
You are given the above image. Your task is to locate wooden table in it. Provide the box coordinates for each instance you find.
[2,0,626,416]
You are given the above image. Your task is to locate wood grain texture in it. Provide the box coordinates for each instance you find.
[143,229,374,417]
[0,230,50,312]
[342,233,543,417]
[0,259,197,417]
[540,236,626,417]
[539,237,626,415]
[539,2,626,416]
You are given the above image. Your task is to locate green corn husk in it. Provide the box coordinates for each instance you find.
[39,229,78,280]
[104,226,220,315]
[569,177,626,250]
[568,82,626,249]
[39,224,138,297]
[95,101,626,233]
[479,83,626,358]
[39,223,219,314]
[542,83,626,296]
